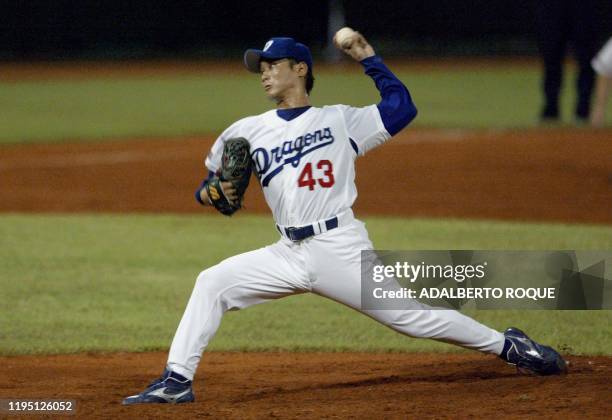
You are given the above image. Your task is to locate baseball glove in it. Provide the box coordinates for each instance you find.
[204,137,252,216]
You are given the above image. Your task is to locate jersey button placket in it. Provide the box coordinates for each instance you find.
[285,119,301,226]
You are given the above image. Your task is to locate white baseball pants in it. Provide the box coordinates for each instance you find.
[167,214,505,380]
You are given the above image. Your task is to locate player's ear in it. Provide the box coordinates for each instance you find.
[295,61,308,77]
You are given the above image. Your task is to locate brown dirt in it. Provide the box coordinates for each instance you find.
[1,128,611,223]
[1,352,610,419]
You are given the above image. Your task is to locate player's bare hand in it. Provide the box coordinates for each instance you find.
[333,27,375,62]
[221,181,238,204]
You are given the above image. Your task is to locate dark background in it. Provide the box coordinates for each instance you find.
[1,0,610,60]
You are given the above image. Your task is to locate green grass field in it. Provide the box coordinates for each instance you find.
[1,214,610,356]
[1,64,608,144]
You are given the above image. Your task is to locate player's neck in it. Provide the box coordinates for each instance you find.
[275,90,310,110]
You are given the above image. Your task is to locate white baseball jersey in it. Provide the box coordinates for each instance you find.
[205,105,390,227]
[592,37,612,76]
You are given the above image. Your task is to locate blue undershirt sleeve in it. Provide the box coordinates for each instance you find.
[360,55,417,136]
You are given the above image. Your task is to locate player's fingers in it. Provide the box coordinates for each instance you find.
[224,189,237,201]
[334,37,349,52]
[227,193,238,202]
[220,181,238,201]
[355,33,371,50]
[355,34,375,58]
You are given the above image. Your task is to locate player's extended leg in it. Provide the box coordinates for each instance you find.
[308,219,566,375]
[123,240,310,404]
[307,220,504,354]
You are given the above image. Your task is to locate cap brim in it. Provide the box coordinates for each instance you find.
[244,49,263,73]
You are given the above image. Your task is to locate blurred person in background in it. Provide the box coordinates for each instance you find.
[535,0,599,123]
[590,37,612,127]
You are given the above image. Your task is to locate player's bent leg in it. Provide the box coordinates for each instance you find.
[123,241,309,405]
[167,242,310,380]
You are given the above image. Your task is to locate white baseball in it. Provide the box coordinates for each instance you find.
[335,27,357,48]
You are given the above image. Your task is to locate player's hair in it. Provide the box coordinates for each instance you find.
[289,58,315,95]
[305,70,315,95]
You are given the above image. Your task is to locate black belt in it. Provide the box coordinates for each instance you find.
[276,216,339,242]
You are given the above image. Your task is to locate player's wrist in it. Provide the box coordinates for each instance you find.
[359,55,382,66]
[201,188,213,206]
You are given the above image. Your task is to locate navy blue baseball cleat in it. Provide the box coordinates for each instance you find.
[501,327,568,375]
[122,369,194,405]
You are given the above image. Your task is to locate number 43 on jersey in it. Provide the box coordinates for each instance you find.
[297,160,335,190]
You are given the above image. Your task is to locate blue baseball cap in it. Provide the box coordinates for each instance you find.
[244,37,313,74]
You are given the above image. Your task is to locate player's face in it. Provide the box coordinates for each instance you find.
[259,59,304,100]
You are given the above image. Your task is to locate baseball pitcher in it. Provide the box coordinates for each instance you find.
[123,29,567,405]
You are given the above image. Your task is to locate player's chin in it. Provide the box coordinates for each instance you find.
[264,90,280,102]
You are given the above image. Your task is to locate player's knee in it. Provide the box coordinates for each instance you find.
[194,267,225,296]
